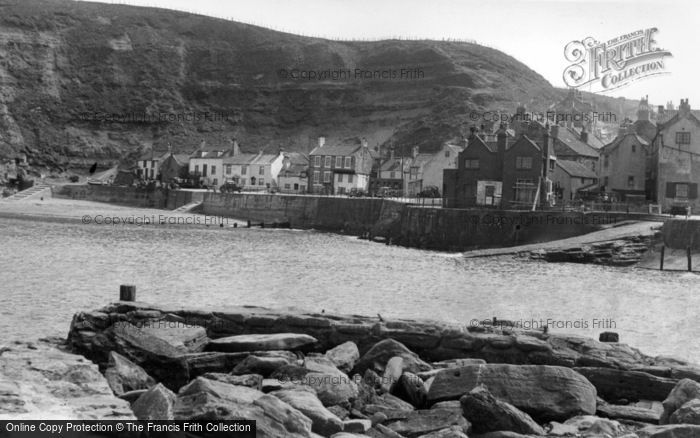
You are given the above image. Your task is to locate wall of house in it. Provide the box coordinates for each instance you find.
[189,158,223,187]
[422,149,459,194]
[656,117,700,211]
[600,136,646,195]
[502,141,543,208]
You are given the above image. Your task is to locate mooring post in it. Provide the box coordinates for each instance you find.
[119,285,136,301]
[688,247,692,272]
[660,245,665,271]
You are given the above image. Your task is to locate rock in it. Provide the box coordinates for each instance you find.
[384,409,469,438]
[174,377,313,437]
[574,367,677,402]
[328,405,350,420]
[0,341,134,420]
[548,415,622,437]
[637,424,700,438]
[432,358,487,369]
[382,357,404,393]
[118,389,147,404]
[132,383,176,420]
[109,322,190,390]
[596,399,661,423]
[200,373,263,390]
[415,426,469,438]
[361,392,416,417]
[305,354,346,375]
[233,353,296,376]
[331,433,370,438]
[273,389,344,436]
[669,399,700,425]
[104,351,156,396]
[272,364,312,383]
[392,372,427,408]
[263,378,285,392]
[372,423,408,438]
[354,339,431,375]
[427,364,596,422]
[344,419,372,433]
[431,401,461,410]
[138,321,209,352]
[370,412,388,426]
[207,333,318,352]
[599,332,619,343]
[459,385,544,435]
[423,377,435,394]
[326,342,360,374]
[661,379,700,424]
[303,372,359,407]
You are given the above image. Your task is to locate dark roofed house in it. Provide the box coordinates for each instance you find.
[278,152,309,193]
[551,159,598,202]
[159,152,191,182]
[308,136,374,194]
[599,133,649,200]
[550,125,599,173]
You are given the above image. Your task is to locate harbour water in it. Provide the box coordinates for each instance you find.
[1,214,699,363]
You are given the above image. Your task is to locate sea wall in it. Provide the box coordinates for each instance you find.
[51,185,199,210]
[394,208,661,251]
[202,193,391,234]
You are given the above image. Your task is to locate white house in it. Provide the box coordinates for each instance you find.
[222,148,285,190]
[188,140,236,187]
[136,150,169,180]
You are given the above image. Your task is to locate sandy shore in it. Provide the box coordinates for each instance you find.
[0,197,246,228]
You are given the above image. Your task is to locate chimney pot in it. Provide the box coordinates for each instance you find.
[318,136,326,148]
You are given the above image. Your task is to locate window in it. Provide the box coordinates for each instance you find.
[194,165,199,174]
[242,165,248,175]
[151,160,156,168]
[284,183,291,189]
[410,168,418,179]
[445,150,450,157]
[676,132,691,145]
[213,178,218,186]
[325,156,331,168]
[226,165,232,175]
[293,183,298,190]
[515,156,533,169]
[314,156,321,167]
[241,178,246,186]
[631,144,636,153]
[323,171,331,183]
[549,160,555,172]
[390,171,396,179]
[259,166,265,175]
[348,174,353,183]
[150,169,154,179]
[676,183,689,198]
[580,178,586,184]
[604,155,608,168]
[464,159,479,169]
[591,161,596,172]
[344,157,351,168]
[313,171,320,183]
[143,160,147,168]
[211,165,216,175]
[628,176,635,188]
[338,173,343,183]
[336,156,343,168]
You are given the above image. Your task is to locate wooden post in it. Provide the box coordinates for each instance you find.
[660,245,665,271]
[688,247,692,272]
[119,285,136,301]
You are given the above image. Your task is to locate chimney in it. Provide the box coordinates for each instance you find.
[228,138,241,156]
[657,105,665,120]
[580,126,589,144]
[361,137,368,149]
[318,136,326,148]
[199,139,206,149]
[468,126,477,140]
[390,147,395,161]
[679,98,691,117]
[550,124,559,139]
[412,145,419,159]
[496,126,507,173]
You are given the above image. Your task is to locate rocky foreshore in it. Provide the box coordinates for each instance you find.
[5,302,700,437]
[528,235,656,266]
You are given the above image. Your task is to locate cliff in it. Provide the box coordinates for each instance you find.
[0,0,637,175]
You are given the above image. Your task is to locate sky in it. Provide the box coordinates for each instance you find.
[83,0,700,107]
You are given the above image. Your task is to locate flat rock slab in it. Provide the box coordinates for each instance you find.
[574,367,677,402]
[0,341,134,420]
[427,364,596,422]
[207,333,318,352]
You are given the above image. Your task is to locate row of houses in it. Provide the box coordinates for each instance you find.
[443,97,700,212]
[135,135,464,196]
